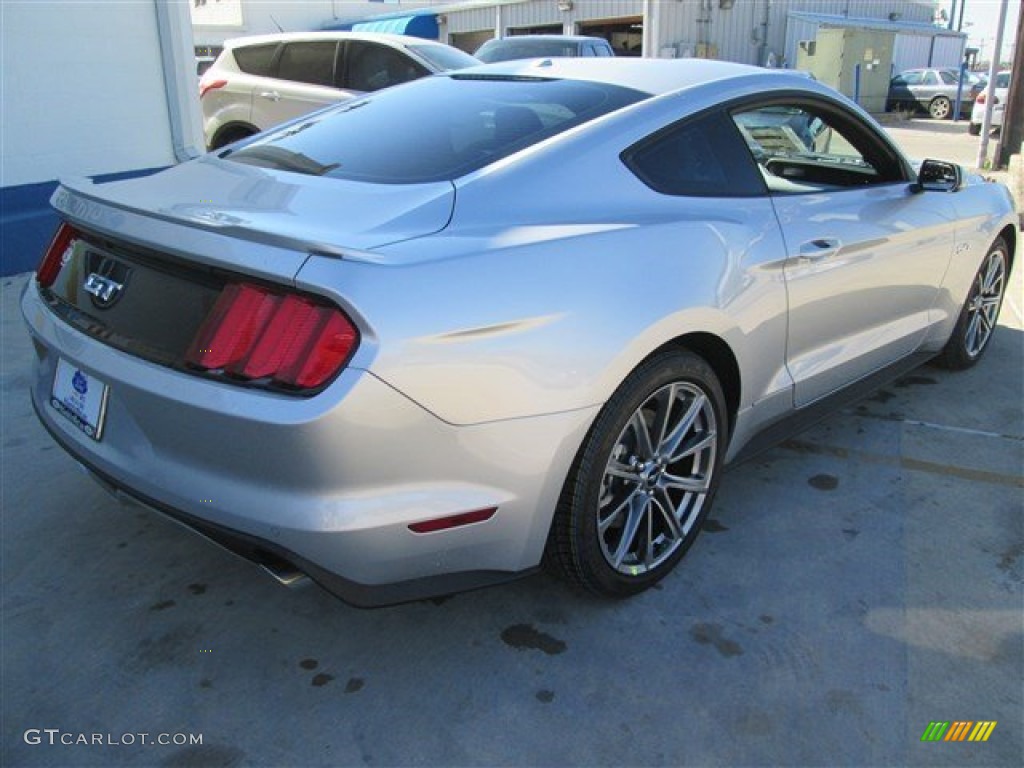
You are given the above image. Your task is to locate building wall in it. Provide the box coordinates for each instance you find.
[442,0,938,63]
[1,0,198,275]
[2,2,178,187]
[192,0,441,46]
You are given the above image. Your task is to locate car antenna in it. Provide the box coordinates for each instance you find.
[269,14,284,33]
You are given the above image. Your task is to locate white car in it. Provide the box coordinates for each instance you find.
[200,31,478,149]
[969,70,1010,135]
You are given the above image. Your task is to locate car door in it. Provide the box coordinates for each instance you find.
[888,71,921,108]
[730,99,958,406]
[251,40,352,130]
[910,69,941,108]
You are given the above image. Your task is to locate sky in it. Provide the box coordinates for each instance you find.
[956,0,1020,63]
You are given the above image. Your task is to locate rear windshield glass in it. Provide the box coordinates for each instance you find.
[407,44,479,72]
[477,40,580,63]
[224,75,647,183]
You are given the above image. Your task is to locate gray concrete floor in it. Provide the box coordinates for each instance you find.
[2,123,1022,767]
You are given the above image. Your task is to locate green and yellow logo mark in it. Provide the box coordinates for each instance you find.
[921,721,997,742]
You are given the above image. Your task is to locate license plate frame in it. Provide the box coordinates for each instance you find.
[50,358,109,441]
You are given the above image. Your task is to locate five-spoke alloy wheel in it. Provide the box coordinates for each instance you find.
[546,350,727,596]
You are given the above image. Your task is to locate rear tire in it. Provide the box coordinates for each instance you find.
[545,350,727,597]
[929,96,952,120]
[210,125,258,151]
[936,237,1009,369]
[967,122,982,136]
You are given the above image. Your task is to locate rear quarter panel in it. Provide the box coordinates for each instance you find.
[295,87,794,428]
[922,176,1019,349]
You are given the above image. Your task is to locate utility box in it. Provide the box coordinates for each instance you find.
[796,27,894,112]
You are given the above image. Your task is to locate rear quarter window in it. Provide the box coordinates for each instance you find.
[232,43,279,76]
[624,109,764,197]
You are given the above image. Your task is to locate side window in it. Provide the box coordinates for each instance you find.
[897,71,923,86]
[595,43,614,57]
[233,44,279,76]
[345,42,427,92]
[277,42,338,87]
[623,110,764,197]
[731,103,902,193]
[939,70,959,85]
[922,71,939,85]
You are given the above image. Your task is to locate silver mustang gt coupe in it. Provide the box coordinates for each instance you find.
[23,59,1016,606]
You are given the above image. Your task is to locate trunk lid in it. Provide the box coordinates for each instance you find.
[40,156,453,390]
[56,155,456,256]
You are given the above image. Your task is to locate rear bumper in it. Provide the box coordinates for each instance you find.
[22,281,596,605]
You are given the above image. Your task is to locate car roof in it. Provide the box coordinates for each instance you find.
[454,57,780,97]
[222,31,448,49]
[482,35,610,44]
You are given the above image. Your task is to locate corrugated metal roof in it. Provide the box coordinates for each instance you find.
[788,12,967,37]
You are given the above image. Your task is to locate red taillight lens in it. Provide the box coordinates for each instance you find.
[977,92,987,105]
[186,282,358,391]
[37,222,79,288]
[199,78,227,99]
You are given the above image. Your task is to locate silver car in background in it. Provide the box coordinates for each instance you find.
[23,59,1017,606]
[886,67,977,119]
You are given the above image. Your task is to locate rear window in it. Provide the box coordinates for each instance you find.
[224,75,647,183]
[233,43,279,76]
[996,72,1010,88]
[477,40,581,63]
[407,44,479,72]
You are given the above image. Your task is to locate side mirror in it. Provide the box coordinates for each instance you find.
[911,159,963,193]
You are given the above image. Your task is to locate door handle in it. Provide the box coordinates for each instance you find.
[798,238,841,261]
[258,91,281,101]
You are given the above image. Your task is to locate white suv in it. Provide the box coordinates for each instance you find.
[200,32,478,149]
[969,71,1010,136]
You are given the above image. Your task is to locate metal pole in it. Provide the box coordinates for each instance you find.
[957,0,967,32]
[642,0,653,57]
[853,63,861,104]
[954,60,966,122]
[976,0,1010,169]
[948,0,957,31]
[996,4,1024,168]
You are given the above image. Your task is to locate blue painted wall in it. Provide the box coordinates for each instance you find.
[1,168,164,276]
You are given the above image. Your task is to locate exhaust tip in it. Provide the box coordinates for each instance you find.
[254,548,309,588]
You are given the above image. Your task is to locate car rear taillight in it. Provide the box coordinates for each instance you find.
[186,282,359,391]
[199,78,228,99]
[976,92,986,105]
[36,222,80,288]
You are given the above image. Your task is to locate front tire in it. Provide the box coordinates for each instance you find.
[929,96,952,120]
[936,237,1009,369]
[545,350,727,597]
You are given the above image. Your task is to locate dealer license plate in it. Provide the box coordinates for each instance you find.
[50,358,109,441]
